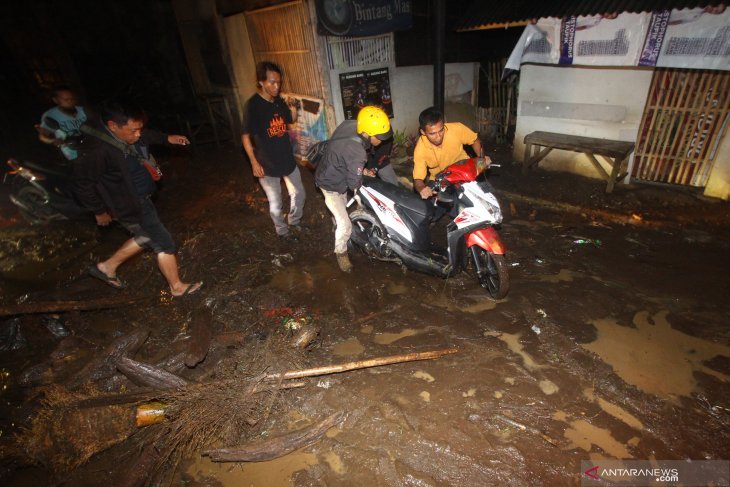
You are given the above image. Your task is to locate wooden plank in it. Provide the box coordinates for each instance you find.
[633,69,661,179]
[665,70,701,183]
[606,154,629,193]
[585,152,611,180]
[524,132,634,159]
[681,71,725,186]
[522,131,634,192]
[646,69,682,181]
[522,141,532,174]
[635,68,728,189]
[670,70,714,184]
[675,71,714,184]
[637,69,667,180]
[651,69,686,181]
[693,73,730,186]
[522,146,553,173]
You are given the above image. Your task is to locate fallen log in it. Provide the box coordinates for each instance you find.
[71,347,457,410]
[0,295,152,317]
[66,328,149,389]
[202,411,346,462]
[96,350,187,393]
[18,336,96,387]
[73,380,307,409]
[17,392,137,475]
[118,441,162,487]
[115,356,189,389]
[264,347,459,381]
[184,308,212,367]
[498,191,671,229]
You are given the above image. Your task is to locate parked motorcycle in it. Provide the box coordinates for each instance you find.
[3,158,91,224]
[348,157,509,299]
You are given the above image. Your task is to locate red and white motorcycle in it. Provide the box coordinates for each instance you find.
[348,157,509,299]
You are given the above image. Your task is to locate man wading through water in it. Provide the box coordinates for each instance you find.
[74,100,202,297]
[242,61,305,242]
[315,106,393,273]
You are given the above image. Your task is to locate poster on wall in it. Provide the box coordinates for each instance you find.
[655,6,730,70]
[504,6,729,74]
[281,93,328,160]
[339,67,393,120]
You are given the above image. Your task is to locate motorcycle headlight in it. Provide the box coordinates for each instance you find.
[471,192,502,222]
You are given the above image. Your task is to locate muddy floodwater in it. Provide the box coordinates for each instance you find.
[1,147,728,486]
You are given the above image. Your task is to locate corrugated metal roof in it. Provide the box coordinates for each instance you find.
[456,1,722,31]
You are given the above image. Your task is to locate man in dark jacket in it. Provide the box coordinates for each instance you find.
[73,100,201,296]
[364,137,399,186]
[315,106,392,273]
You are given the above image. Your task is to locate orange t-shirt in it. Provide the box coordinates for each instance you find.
[412,122,478,180]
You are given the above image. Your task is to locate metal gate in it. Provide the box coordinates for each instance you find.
[633,68,730,187]
[244,0,324,99]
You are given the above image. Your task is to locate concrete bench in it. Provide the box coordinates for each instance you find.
[522,131,635,193]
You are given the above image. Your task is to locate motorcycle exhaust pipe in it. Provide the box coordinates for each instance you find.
[387,239,451,277]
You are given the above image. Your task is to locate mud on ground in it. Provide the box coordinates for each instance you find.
[1,143,729,486]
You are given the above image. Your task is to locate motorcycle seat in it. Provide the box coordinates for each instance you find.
[362,177,433,218]
[23,160,72,178]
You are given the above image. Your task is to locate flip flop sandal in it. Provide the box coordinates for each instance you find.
[88,265,127,289]
[172,281,203,298]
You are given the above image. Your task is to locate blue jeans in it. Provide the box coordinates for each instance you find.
[258,166,306,236]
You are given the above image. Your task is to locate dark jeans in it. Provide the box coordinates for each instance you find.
[119,197,176,254]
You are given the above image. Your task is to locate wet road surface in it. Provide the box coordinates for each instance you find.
[1,147,728,486]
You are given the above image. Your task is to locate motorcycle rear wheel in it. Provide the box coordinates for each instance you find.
[12,180,62,224]
[472,247,509,299]
[349,209,389,258]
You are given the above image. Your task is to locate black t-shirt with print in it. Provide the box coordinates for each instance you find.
[243,94,296,177]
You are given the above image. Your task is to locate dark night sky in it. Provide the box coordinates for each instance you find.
[0,0,521,160]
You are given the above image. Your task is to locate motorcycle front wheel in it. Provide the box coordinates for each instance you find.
[12,180,62,224]
[471,247,509,299]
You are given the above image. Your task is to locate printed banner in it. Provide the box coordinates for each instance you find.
[657,6,730,70]
[339,68,393,121]
[282,93,328,160]
[639,10,672,66]
[315,0,412,37]
[559,16,577,65]
[573,12,649,66]
[505,6,730,73]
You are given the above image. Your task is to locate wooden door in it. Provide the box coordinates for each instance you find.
[633,69,730,187]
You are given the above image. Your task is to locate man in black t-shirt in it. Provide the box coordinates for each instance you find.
[242,62,305,241]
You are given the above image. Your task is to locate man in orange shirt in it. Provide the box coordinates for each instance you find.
[412,106,490,199]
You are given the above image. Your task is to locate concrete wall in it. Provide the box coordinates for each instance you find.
[328,62,478,138]
[705,126,730,200]
[514,64,653,180]
[513,63,730,200]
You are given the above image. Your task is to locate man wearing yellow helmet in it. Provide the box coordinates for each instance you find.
[315,106,393,273]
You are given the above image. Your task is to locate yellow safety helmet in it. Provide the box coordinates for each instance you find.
[357,106,393,140]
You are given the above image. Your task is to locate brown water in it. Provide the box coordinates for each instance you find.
[2,150,729,486]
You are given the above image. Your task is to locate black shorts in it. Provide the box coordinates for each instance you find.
[119,197,176,254]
